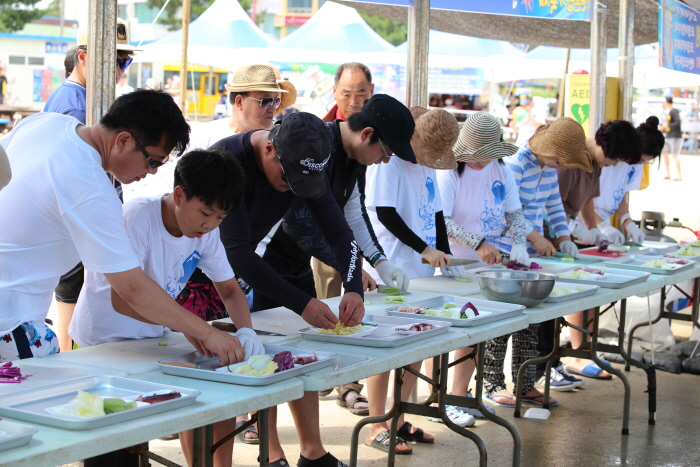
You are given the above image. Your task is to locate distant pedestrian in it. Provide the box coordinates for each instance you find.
[661,96,682,181]
[115,73,134,97]
[0,63,7,105]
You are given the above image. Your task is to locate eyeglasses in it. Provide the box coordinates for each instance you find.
[116,57,133,71]
[132,134,168,169]
[378,139,395,159]
[243,95,282,109]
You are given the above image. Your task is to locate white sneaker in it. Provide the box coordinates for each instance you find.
[458,391,496,418]
[428,405,475,427]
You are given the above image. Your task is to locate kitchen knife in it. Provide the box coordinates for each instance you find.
[211,321,286,336]
[376,284,411,295]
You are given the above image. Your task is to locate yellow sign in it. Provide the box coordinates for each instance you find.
[565,74,619,135]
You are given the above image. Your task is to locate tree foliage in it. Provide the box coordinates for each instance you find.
[0,0,45,33]
[358,11,407,46]
[146,0,259,30]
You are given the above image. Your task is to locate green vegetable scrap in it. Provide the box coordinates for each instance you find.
[384,295,405,304]
[453,277,472,282]
[562,254,575,262]
[158,342,168,346]
[444,303,457,309]
[364,301,371,305]
[103,398,137,414]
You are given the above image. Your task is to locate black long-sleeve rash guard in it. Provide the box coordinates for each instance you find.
[212,131,363,314]
[375,207,451,255]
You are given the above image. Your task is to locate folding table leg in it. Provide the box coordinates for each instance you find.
[192,427,203,467]
[258,408,270,467]
[626,287,665,371]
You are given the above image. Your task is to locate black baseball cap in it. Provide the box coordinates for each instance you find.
[357,94,416,163]
[270,112,331,199]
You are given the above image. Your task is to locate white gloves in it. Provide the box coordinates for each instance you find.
[441,255,467,278]
[559,240,579,257]
[598,222,625,244]
[376,260,410,291]
[588,227,608,244]
[625,222,645,244]
[235,327,265,360]
[510,244,530,265]
[570,220,596,245]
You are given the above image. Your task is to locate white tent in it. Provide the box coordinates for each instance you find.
[134,0,272,69]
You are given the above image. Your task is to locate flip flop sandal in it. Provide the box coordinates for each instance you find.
[483,394,516,408]
[521,394,559,407]
[397,421,434,444]
[258,456,289,467]
[336,389,369,415]
[566,363,613,380]
[236,419,259,445]
[319,388,333,396]
[364,430,412,454]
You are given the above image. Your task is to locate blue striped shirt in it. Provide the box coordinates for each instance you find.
[504,146,570,238]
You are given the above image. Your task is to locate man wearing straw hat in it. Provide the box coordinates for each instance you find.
[188,64,297,151]
[43,18,142,354]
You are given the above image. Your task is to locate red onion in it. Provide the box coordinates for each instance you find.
[0,362,31,383]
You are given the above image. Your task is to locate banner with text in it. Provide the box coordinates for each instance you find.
[659,0,700,75]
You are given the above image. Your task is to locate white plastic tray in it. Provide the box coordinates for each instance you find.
[603,255,696,275]
[299,315,451,347]
[158,345,337,386]
[0,376,199,430]
[0,420,37,452]
[386,296,525,327]
[544,282,600,303]
[556,265,651,289]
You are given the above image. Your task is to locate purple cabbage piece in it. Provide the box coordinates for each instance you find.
[272,351,295,373]
[597,240,610,253]
[506,261,528,271]
[529,262,541,270]
[459,302,479,319]
[0,361,31,383]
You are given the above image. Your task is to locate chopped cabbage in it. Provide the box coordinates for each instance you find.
[559,270,591,279]
[232,355,278,375]
[444,302,457,309]
[54,390,106,418]
[643,259,676,269]
[318,322,365,335]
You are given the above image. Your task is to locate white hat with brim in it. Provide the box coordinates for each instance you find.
[77,18,142,52]
[453,112,518,163]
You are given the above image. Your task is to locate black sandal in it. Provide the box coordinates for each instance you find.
[364,430,412,454]
[397,422,434,444]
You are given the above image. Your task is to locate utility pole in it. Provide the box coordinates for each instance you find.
[179,0,191,114]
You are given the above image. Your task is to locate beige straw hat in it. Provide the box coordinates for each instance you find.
[225,64,297,111]
[528,117,593,172]
[410,106,458,169]
[453,112,518,163]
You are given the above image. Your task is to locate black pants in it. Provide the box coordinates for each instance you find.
[535,319,560,379]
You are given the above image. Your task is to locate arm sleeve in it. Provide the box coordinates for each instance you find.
[543,174,571,238]
[376,206,428,254]
[219,203,314,315]
[344,182,384,264]
[304,179,363,297]
[445,216,483,250]
[504,208,528,245]
[281,200,337,270]
[435,211,451,254]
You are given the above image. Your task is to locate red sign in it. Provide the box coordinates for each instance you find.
[285,15,309,26]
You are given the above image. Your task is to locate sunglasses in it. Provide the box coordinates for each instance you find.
[244,95,282,109]
[378,139,395,158]
[132,134,168,169]
[116,57,133,71]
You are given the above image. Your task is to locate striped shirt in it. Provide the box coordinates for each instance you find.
[504,146,570,238]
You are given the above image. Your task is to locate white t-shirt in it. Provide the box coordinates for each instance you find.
[115,84,134,97]
[0,113,139,334]
[188,118,234,151]
[365,158,442,280]
[593,162,643,220]
[71,195,235,347]
[438,162,521,260]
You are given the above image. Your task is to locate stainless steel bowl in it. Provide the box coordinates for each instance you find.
[475,270,557,307]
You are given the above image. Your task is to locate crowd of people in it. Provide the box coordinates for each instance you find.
[0,18,670,467]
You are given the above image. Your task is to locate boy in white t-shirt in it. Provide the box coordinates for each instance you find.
[72,148,262,467]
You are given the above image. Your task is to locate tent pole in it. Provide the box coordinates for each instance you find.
[589,0,608,133]
[406,0,429,107]
[557,48,570,118]
[618,0,634,121]
[179,0,191,114]
[86,0,117,125]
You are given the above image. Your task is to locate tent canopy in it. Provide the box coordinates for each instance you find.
[332,0,658,49]
[270,2,396,53]
[395,29,523,58]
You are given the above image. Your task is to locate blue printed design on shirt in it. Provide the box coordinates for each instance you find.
[612,167,636,212]
[419,176,436,232]
[480,180,507,232]
[166,251,201,298]
[425,236,437,248]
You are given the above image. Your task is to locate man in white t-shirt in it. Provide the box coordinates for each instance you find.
[0,89,244,365]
